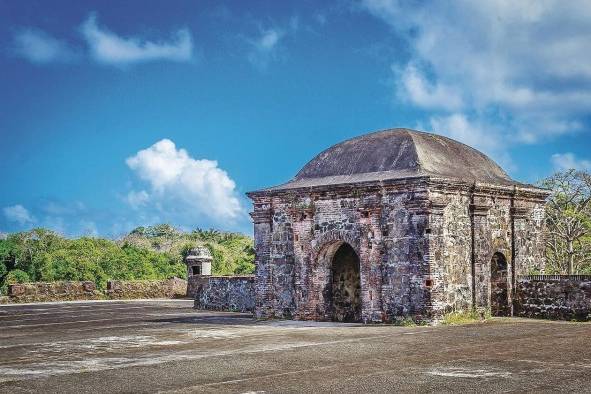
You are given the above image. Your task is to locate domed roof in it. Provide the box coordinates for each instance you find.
[254,128,523,192]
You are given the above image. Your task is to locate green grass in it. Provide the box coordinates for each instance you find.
[441,309,489,325]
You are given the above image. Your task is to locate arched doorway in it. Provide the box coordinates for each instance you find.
[331,243,361,322]
[490,252,509,316]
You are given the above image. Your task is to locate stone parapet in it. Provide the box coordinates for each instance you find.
[6,281,103,303]
[106,278,187,300]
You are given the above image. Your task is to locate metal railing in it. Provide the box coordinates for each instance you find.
[518,274,591,281]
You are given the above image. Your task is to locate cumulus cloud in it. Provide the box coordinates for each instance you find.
[80,14,193,65]
[551,153,591,172]
[3,205,35,226]
[362,0,591,144]
[12,28,77,64]
[126,139,243,222]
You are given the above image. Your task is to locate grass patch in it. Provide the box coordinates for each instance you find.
[393,317,418,326]
[441,309,489,325]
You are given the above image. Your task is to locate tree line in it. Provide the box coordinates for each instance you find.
[0,224,254,295]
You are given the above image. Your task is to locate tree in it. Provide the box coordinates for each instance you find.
[540,170,591,274]
[0,225,253,292]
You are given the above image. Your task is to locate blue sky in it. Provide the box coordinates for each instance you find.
[1,0,590,237]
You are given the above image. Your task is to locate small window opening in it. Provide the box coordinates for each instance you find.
[192,265,201,275]
[425,228,432,234]
[362,211,369,218]
[425,279,433,287]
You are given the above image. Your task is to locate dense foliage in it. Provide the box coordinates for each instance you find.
[0,225,254,295]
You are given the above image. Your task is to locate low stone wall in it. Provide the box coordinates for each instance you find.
[1,277,187,303]
[106,277,187,300]
[5,281,103,303]
[515,275,591,321]
[191,275,255,313]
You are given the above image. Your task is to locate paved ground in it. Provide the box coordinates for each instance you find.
[0,300,590,393]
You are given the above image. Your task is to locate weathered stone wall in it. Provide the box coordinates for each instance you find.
[515,275,591,320]
[430,188,472,317]
[381,188,430,322]
[5,281,103,303]
[193,275,255,312]
[252,183,432,323]
[106,278,187,300]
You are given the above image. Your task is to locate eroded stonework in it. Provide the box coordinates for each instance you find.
[247,129,550,323]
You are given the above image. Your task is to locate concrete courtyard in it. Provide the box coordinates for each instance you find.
[0,300,590,393]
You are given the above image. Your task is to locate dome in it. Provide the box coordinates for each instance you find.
[256,128,521,192]
[185,246,212,261]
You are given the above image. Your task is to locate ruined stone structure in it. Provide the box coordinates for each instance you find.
[247,128,549,323]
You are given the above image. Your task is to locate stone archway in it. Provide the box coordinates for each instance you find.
[330,243,362,322]
[490,252,509,316]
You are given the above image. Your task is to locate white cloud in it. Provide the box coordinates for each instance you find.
[397,64,463,111]
[126,139,243,222]
[13,28,77,64]
[3,205,35,226]
[551,153,591,171]
[361,0,591,143]
[125,190,149,209]
[80,14,193,65]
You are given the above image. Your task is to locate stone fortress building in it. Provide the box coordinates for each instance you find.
[247,128,549,323]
